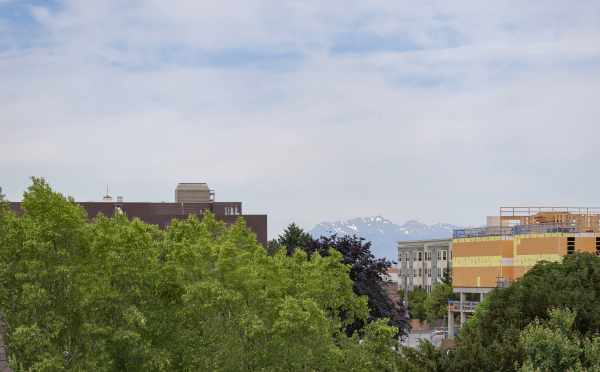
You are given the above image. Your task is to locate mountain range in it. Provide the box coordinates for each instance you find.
[309,216,460,260]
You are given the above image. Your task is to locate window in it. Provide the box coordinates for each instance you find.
[596,237,600,256]
[442,250,447,261]
[567,237,575,255]
[427,268,431,277]
[417,252,422,261]
[418,268,422,277]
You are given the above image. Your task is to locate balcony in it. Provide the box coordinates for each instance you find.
[448,300,479,313]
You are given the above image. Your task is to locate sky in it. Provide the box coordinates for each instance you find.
[1,0,600,238]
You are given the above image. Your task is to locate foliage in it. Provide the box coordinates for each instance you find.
[272,223,409,337]
[450,253,600,371]
[306,234,409,337]
[397,288,405,301]
[407,283,456,325]
[408,287,428,322]
[519,308,600,372]
[0,178,404,371]
[399,340,450,372]
[271,222,313,255]
[424,283,457,324]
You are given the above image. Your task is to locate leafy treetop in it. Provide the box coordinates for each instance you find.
[0,178,406,371]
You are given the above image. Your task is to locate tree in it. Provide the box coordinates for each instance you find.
[408,287,428,322]
[520,308,600,372]
[0,178,405,371]
[400,339,451,372]
[271,224,409,337]
[450,253,600,371]
[424,283,457,324]
[273,222,313,255]
[306,234,409,337]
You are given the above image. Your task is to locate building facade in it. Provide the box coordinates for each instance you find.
[398,239,452,294]
[10,182,268,246]
[448,207,600,338]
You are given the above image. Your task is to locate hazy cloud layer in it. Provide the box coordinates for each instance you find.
[2,1,600,237]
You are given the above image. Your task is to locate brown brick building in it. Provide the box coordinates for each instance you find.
[10,183,268,246]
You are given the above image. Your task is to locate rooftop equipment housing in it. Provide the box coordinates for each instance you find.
[175,183,215,203]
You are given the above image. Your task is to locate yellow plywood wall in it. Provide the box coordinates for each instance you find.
[576,237,596,254]
[452,234,599,288]
[452,238,511,257]
[452,238,512,288]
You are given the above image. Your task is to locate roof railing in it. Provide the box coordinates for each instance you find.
[453,223,578,239]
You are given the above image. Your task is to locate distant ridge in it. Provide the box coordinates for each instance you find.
[309,216,460,260]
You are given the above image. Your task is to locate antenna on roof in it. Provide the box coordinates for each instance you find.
[102,184,113,202]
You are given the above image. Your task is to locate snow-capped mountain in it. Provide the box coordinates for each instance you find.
[309,216,460,260]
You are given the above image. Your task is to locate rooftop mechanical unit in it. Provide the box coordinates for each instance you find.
[175,183,215,203]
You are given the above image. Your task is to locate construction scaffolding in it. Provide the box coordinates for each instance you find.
[499,207,600,233]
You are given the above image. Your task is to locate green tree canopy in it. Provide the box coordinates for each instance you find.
[0,178,403,371]
[408,287,428,322]
[519,308,600,372]
[424,283,457,324]
[271,224,409,337]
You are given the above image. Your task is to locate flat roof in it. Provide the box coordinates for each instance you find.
[397,238,452,245]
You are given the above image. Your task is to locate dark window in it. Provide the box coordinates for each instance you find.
[567,237,576,255]
[596,237,600,256]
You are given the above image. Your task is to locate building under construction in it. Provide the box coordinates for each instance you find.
[448,207,600,338]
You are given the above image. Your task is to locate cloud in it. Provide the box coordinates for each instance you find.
[1,1,600,237]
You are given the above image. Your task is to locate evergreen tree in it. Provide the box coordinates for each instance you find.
[275,222,313,255]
